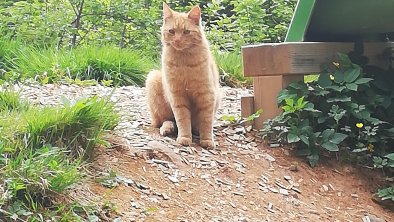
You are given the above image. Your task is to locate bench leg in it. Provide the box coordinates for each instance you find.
[241,95,254,126]
[252,75,304,129]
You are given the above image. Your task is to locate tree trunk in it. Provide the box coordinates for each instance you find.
[71,0,85,47]
[120,24,127,49]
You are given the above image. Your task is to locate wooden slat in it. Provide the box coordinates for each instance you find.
[241,95,254,126]
[242,42,394,77]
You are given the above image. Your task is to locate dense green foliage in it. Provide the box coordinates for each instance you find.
[0,0,295,51]
[261,44,394,201]
[0,0,296,85]
[0,92,119,220]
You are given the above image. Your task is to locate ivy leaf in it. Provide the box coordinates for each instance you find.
[344,66,361,83]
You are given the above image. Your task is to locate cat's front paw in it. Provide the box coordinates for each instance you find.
[177,137,192,146]
[200,139,215,149]
[160,121,175,136]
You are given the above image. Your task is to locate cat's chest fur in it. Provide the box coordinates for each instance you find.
[162,48,215,94]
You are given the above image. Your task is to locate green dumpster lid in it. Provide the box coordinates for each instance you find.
[285,0,394,42]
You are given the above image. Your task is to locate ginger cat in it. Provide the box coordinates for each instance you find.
[146,3,220,148]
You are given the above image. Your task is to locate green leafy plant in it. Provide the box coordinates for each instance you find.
[220,109,263,125]
[261,44,394,203]
[262,48,394,165]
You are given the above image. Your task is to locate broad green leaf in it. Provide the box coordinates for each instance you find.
[277,89,295,104]
[344,66,361,83]
[333,70,344,83]
[354,78,373,85]
[297,96,306,108]
[285,98,294,107]
[288,82,308,90]
[317,73,332,87]
[287,133,300,143]
[329,133,347,144]
[385,153,394,161]
[307,153,320,167]
[346,83,358,91]
[321,142,339,151]
[336,53,352,66]
[321,129,334,141]
[326,85,346,92]
[300,135,309,146]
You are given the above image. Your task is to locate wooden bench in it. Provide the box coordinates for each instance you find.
[241,0,394,129]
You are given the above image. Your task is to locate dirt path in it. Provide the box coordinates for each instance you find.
[15,83,393,221]
[83,137,392,222]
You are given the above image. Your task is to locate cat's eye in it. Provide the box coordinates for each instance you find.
[169,29,175,35]
[183,30,191,35]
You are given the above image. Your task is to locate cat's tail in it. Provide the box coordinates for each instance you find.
[145,70,174,128]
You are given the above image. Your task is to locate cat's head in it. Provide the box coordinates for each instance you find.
[161,3,204,51]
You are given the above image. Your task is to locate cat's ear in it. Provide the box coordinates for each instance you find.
[188,5,201,25]
[163,2,173,20]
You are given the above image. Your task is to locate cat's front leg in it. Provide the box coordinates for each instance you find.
[171,100,192,146]
[197,102,216,149]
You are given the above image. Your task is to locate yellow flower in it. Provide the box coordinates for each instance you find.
[367,144,375,152]
[356,123,364,128]
[329,74,335,80]
[333,62,340,68]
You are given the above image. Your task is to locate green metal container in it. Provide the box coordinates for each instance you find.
[285,0,394,42]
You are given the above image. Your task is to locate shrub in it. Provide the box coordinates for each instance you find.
[0,1,296,52]
[261,43,394,201]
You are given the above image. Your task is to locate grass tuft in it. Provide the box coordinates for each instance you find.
[0,91,119,220]
[214,51,252,87]
[0,90,29,112]
[1,38,154,86]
